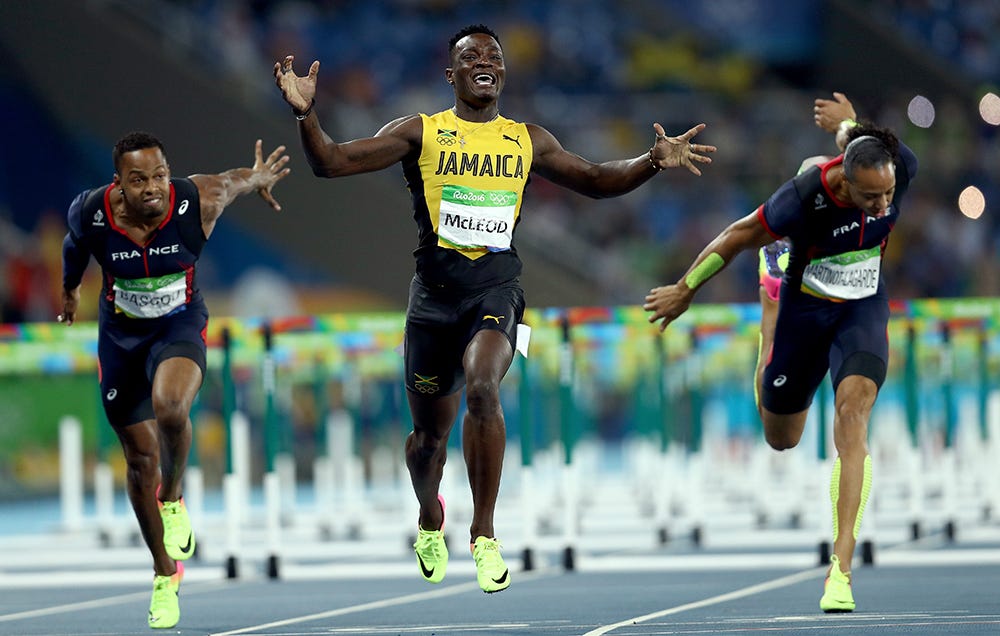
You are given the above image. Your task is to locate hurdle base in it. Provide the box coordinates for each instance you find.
[521,547,534,571]
[562,546,575,571]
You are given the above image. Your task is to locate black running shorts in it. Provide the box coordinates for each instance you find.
[404,275,525,397]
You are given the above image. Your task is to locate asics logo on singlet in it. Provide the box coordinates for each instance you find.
[178,200,189,215]
[814,194,827,210]
[773,375,787,387]
[93,210,105,226]
[106,388,118,400]
[482,315,505,324]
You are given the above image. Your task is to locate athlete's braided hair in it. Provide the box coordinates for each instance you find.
[842,122,899,182]
[113,131,165,172]
[448,24,501,56]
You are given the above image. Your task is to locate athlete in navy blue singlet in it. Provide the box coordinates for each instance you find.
[59,132,289,629]
[644,93,917,613]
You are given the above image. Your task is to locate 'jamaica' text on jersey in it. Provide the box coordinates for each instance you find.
[435,151,525,179]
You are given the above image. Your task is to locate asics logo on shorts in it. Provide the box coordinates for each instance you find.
[773,375,787,387]
[106,388,118,400]
[414,374,440,394]
[482,315,505,324]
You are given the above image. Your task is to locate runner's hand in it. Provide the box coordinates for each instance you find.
[274,55,319,115]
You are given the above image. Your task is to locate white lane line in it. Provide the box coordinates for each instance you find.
[0,590,149,623]
[209,569,561,636]
[581,567,824,636]
[0,579,229,623]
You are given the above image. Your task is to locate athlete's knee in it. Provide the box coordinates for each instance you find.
[762,421,802,451]
[152,397,191,432]
[764,430,799,451]
[407,429,446,464]
[123,446,159,485]
[464,378,502,420]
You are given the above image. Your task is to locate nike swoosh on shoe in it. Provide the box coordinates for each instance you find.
[417,554,435,579]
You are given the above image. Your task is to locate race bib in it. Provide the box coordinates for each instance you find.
[437,185,517,252]
[801,246,881,300]
[113,272,188,318]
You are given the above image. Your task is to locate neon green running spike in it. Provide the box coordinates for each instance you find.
[413,495,448,583]
[159,498,196,561]
[148,563,183,628]
[471,536,511,593]
[819,554,855,612]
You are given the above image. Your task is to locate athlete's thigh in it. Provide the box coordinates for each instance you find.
[829,293,889,390]
[761,297,835,415]
[458,282,523,384]
[147,309,208,405]
[458,281,525,365]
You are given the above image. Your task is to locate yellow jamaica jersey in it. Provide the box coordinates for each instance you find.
[403,109,533,289]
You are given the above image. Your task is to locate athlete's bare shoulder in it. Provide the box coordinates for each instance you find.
[376,114,423,140]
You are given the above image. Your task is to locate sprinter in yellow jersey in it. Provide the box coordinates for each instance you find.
[274,23,714,593]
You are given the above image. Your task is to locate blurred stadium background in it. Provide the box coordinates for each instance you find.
[0,0,998,582]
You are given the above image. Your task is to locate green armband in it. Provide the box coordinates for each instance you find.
[685,252,724,290]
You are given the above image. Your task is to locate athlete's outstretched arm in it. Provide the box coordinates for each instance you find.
[189,139,291,239]
[274,55,420,177]
[528,122,715,199]
[644,211,773,331]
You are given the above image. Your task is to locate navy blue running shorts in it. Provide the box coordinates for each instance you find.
[97,307,208,428]
[760,288,888,415]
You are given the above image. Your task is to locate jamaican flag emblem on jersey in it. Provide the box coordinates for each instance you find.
[436,129,458,147]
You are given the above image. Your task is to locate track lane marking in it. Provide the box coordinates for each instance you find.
[582,567,824,636]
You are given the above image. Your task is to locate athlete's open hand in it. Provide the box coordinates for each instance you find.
[814,92,857,133]
[650,123,715,176]
[251,139,291,211]
[274,55,319,115]
[643,283,693,332]
[58,286,80,326]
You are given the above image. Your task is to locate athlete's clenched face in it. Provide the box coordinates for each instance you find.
[114,147,171,220]
[446,33,505,107]
[846,162,896,219]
